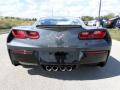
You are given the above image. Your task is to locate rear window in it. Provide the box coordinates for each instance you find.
[37,18,82,25]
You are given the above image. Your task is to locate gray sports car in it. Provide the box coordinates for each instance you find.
[7,17,112,71]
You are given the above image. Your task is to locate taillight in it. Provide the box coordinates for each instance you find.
[27,31,39,39]
[12,30,40,39]
[12,30,27,39]
[79,30,106,39]
[79,32,90,39]
[93,31,106,39]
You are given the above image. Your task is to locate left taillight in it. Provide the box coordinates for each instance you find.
[27,31,39,39]
[79,30,106,40]
[12,30,27,39]
[12,30,40,39]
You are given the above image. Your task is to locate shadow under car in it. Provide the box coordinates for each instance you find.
[27,56,120,80]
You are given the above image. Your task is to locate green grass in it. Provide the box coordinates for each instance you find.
[108,29,120,41]
[0,18,35,29]
[0,18,35,34]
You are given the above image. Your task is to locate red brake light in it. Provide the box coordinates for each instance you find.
[79,32,90,39]
[93,31,106,39]
[27,31,39,39]
[12,30,40,39]
[79,30,106,39]
[12,30,27,39]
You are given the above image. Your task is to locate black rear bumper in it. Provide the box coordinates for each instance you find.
[8,48,110,66]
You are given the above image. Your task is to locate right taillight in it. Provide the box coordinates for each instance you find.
[79,30,106,40]
[12,29,40,39]
[93,31,106,39]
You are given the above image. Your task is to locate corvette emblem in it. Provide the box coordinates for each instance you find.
[56,33,64,40]
[55,33,64,45]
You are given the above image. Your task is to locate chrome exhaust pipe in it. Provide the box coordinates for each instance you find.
[66,65,73,71]
[46,65,52,71]
[52,66,58,71]
[60,65,66,71]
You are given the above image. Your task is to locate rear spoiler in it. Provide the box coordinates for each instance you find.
[36,25,82,28]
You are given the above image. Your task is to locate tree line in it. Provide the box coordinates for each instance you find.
[0,13,117,22]
[0,13,118,29]
[0,16,36,29]
[81,13,116,21]
[0,16,37,21]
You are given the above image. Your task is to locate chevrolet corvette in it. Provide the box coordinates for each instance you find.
[7,17,112,71]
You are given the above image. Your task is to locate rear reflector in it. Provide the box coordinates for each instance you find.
[79,30,106,39]
[12,30,40,39]
[93,31,106,39]
[12,50,33,54]
[86,50,108,56]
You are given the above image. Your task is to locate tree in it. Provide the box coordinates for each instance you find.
[32,18,37,21]
[95,13,115,19]
[81,16,94,21]
[103,13,115,19]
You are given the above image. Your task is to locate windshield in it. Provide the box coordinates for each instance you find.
[36,18,82,25]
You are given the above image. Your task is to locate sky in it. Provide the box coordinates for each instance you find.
[0,0,120,18]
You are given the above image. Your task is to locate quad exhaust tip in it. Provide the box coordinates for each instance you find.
[45,65,73,72]
[46,65,52,72]
[66,65,73,71]
[60,65,66,71]
[52,66,59,71]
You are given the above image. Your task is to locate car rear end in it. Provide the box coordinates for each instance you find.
[7,18,112,71]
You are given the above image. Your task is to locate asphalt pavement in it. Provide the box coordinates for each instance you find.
[0,34,120,90]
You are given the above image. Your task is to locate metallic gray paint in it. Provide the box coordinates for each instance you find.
[7,17,112,68]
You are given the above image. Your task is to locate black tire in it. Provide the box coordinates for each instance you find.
[11,60,20,66]
[97,62,106,67]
